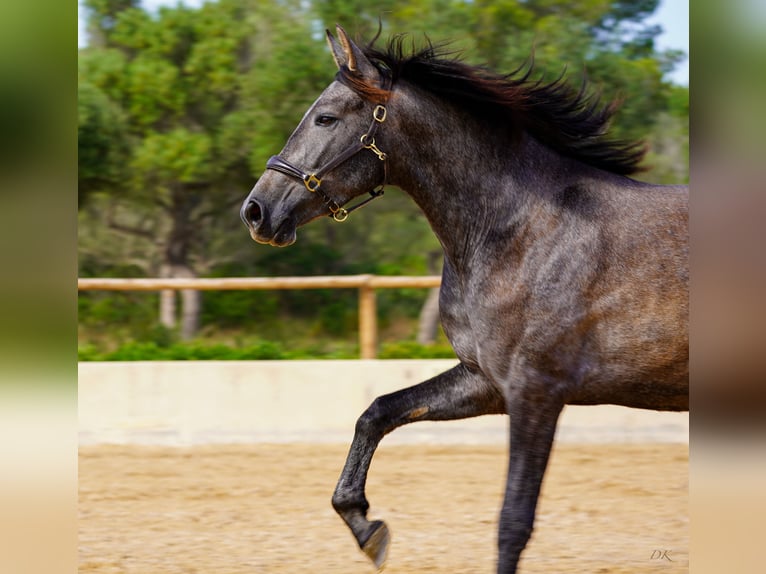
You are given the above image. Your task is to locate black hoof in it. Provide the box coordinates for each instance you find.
[360,520,390,571]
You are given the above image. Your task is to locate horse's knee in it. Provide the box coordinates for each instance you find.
[355,396,388,437]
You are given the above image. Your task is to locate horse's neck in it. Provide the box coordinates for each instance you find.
[389,86,577,271]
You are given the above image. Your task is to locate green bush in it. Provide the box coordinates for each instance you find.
[77,344,102,362]
[235,341,286,360]
[103,341,164,361]
[78,339,356,361]
[77,338,456,361]
[378,341,456,359]
[200,288,281,328]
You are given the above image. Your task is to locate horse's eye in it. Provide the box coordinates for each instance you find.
[315,115,337,127]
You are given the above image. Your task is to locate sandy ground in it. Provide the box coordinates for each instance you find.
[79,443,688,573]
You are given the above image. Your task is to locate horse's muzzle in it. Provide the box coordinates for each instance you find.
[240,196,297,247]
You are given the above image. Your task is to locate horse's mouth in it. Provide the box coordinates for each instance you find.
[249,220,297,247]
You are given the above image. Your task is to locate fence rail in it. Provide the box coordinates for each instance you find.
[78,275,442,359]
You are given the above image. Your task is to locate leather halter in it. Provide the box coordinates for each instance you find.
[264,78,391,222]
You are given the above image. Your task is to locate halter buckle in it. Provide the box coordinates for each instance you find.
[303,174,321,192]
[373,105,387,123]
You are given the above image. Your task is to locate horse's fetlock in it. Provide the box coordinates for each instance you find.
[332,490,369,514]
[499,522,533,556]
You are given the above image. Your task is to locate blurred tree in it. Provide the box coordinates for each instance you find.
[643,84,689,184]
[78,0,331,339]
[78,80,130,206]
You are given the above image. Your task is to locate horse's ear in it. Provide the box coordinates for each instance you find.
[326,25,377,80]
[326,28,347,70]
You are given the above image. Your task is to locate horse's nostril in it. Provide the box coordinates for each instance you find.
[242,199,262,227]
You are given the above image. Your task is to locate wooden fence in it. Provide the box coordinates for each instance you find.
[78,275,442,359]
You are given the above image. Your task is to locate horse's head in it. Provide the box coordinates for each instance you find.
[241,26,389,246]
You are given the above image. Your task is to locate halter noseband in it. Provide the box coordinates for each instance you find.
[264,78,391,222]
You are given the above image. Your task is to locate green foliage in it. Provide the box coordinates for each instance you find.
[244,0,336,172]
[378,341,457,360]
[642,84,689,184]
[78,80,130,202]
[77,337,458,361]
[132,128,214,183]
[79,291,160,340]
[200,289,280,329]
[125,55,185,128]
[77,339,361,361]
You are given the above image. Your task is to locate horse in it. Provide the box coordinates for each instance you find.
[240,26,688,573]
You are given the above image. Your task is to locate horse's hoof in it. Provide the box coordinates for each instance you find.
[361,520,390,571]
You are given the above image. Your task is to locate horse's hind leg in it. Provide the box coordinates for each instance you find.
[497,397,563,574]
[331,362,504,569]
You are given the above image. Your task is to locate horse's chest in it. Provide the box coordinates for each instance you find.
[438,267,529,374]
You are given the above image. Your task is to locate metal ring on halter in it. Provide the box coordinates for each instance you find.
[325,195,349,222]
[333,209,349,222]
[360,135,387,161]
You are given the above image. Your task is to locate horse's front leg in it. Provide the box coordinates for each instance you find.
[497,392,564,574]
[332,362,505,569]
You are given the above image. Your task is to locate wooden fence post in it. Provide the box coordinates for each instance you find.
[358,278,377,359]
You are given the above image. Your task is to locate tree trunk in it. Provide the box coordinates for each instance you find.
[158,263,200,340]
[416,251,442,345]
[416,287,440,344]
[159,186,202,340]
[177,266,200,341]
[159,265,176,330]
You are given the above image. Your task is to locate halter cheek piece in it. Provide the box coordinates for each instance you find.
[264,79,390,222]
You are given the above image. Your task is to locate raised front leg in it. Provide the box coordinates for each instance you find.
[331,362,505,569]
[497,398,563,574]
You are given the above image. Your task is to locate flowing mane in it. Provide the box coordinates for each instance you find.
[337,35,646,176]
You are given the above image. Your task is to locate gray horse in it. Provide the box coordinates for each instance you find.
[241,26,688,574]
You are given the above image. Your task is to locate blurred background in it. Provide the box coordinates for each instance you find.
[75,0,689,361]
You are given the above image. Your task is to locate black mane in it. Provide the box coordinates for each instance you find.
[342,35,646,176]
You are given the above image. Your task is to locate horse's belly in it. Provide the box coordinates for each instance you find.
[570,354,689,411]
